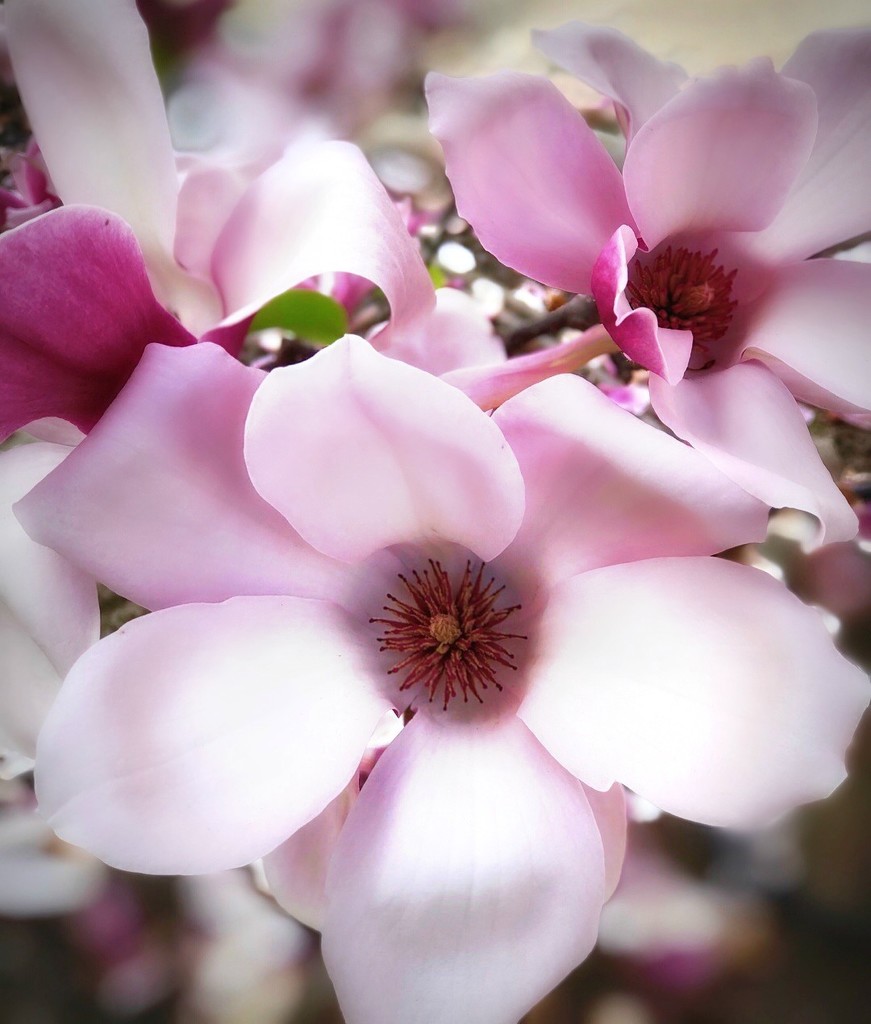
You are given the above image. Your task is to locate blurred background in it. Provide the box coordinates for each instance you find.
[1,0,870,1021]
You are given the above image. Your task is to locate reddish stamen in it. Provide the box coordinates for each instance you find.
[627,246,737,350]
[370,560,526,710]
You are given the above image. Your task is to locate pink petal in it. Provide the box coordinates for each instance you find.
[16,343,344,611]
[36,596,390,873]
[533,21,686,137]
[212,141,435,332]
[322,714,606,1024]
[590,225,692,383]
[0,207,194,440]
[583,783,627,900]
[755,29,871,260]
[624,60,817,249]
[492,374,768,589]
[244,336,525,563]
[0,443,98,774]
[649,362,857,546]
[4,0,183,302]
[263,780,357,930]
[743,258,871,415]
[521,557,869,827]
[377,287,505,376]
[426,71,632,291]
[442,324,617,411]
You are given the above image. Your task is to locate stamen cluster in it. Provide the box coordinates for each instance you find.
[370,559,525,710]
[627,246,738,352]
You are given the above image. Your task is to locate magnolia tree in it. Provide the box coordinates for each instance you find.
[0,1,869,1023]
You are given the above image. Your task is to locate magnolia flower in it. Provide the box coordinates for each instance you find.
[17,339,866,1024]
[0,0,520,441]
[427,24,871,543]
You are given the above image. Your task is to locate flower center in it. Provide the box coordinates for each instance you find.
[627,246,737,360]
[370,559,526,710]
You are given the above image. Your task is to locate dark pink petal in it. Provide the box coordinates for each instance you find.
[0,207,194,441]
[244,337,525,564]
[16,343,344,610]
[36,596,390,874]
[624,60,817,249]
[442,324,617,411]
[649,362,857,545]
[756,28,871,260]
[743,258,871,415]
[322,714,606,1024]
[0,443,98,774]
[534,21,686,137]
[212,141,434,333]
[591,225,692,383]
[492,374,767,589]
[5,0,183,301]
[427,71,632,291]
[521,557,869,827]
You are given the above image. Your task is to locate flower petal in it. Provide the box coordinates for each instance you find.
[4,0,182,301]
[624,60,817,249]
[755,28,871,260]
[590,225,692,383]
[322,714,606,1024]
[583,782,627,900]
[534,21,686,137]
[521,557,869,827]
[0,207,194,440]
[212,140,434,332]
[442,324,616,411]
[743,258,871,415]
[0,443,98,775]
[16,343,344,611]
[263,780,357,930]
[378,287,505,377]
[36,596,390,873]
[426,71,632,291]
[492,374,768,589]
[244,336,525,563]
[649,362,857,546]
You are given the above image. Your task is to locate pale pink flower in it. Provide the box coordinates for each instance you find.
[427,25,871,543]
[17,339,866,1023]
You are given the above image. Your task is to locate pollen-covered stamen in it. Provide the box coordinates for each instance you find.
[627,246,738,348]
[370,559,526,710]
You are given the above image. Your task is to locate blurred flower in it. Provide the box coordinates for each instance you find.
[0,780,105,916]
[428,25,871,543]
[0,441,98,777]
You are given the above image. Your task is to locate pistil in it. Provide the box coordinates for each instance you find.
[371,560,526,710]
[627,245,738,357]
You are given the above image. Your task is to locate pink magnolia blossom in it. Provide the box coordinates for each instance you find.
[427,24,871,543]
[17,339,866,1023]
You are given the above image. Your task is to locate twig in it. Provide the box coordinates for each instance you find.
[504,295,599,355]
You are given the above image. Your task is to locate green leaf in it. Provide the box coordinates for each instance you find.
[249,289,348,346]
[428,262,447,289]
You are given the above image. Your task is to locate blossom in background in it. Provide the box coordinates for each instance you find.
[0,441,98,777]
[0,0,502,441]
[15,338,866,1024]
[427,24,871,543]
